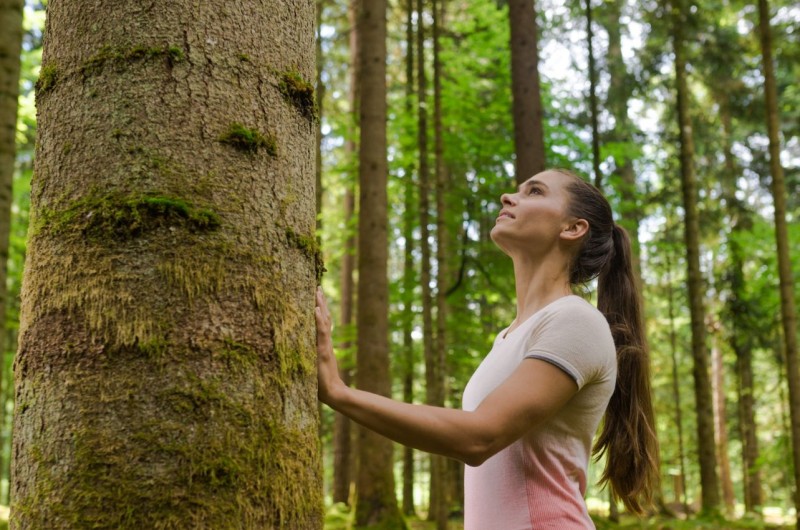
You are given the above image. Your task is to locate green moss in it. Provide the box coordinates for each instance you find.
[218,123,277,156]
[278,71,317,121]
[237,53,251,62]
[36,64,59,94]
[81,44,185,77]
[36,193,221,240]
[285,228,326,284]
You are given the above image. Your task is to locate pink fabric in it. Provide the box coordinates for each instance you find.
[462,296,616,529]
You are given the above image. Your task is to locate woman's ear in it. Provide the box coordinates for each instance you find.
[560,219,589,242]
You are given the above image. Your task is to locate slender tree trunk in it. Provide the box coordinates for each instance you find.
[0,0,24,503]
[710,326,736,514]
[354,0,405,527]
[757,1,800,526]
[599,0,642,279]
[402,0,417,516]
[670,0,721,513]
[666,248,690,514]
[717,94,763,514]
[431,0,449,527]
[11,2,322,527]
[508,0,546,183]
[584,0,601,188]
[332,0,360,506]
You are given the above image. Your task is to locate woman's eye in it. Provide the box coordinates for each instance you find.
[529,187,541,195]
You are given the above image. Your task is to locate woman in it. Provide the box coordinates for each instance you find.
[316,168,659,529]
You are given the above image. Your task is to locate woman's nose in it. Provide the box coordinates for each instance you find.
[501,193,516,206]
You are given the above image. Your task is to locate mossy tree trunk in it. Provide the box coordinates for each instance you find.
[354,0,405,527]
[11,2,322,528]
[508,0,546,184]
[670,0,721,513]
[0,0,23,504]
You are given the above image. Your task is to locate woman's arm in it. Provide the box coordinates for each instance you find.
[316,288,578,466]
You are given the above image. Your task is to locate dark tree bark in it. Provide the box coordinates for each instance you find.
[508,0,546,183]
[584,0,601,188]
[670,0,721,512]
[757,1,800,526]
[11,1,322,527]
[354,0,405,526]
[402,0,417,516]
[710,326,735,514]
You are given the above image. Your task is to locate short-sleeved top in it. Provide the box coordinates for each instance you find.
[462,295,617,530]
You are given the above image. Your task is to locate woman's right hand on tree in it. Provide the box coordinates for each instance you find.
[315,287,343,405]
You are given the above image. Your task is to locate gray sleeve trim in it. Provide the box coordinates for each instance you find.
[524,353,581,385]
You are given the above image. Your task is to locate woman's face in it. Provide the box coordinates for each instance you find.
[490,170,576,258]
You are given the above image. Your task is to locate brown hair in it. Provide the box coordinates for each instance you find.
[555,168,660,513]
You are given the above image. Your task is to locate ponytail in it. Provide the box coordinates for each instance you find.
[557,168,660,513]
[593,225,659,513]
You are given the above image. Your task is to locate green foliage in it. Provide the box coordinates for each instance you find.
[218,123,277,156]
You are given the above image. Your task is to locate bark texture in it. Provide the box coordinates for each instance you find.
[354,0,405,527]
[670,0,721,512]
[508,0,546,184]
[12,2,322,528]
[757,1,800,526]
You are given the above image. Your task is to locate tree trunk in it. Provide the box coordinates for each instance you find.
[354,0,405,527]
[718,93,763,514]
[11,2,322,528]
[757,1,800,526]
[402,0,417,516]
[710,326,736,514]
[670,0,721,513]
[508,0,546,184]
[584,0,601,188]
[599,0,642,280]
[332,0,360,506]
[431,0,449,527]
[666,249,690,514]
[0,0,23,504]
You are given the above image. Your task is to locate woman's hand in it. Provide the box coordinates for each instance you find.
[315,287,344,405]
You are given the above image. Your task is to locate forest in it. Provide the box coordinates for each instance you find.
[0,0,798,528]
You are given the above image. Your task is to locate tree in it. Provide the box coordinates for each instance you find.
[332,0,359,506]
[11,1,322,527]
[757,0,800,526]
[669,0,721,512]
[354,0,405,527]
[508,0,546,183]
[0,0,23,500]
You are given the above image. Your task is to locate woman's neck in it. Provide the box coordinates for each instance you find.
[509,254,572,329]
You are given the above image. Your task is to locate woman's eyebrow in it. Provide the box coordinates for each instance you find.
[517,179,550,193]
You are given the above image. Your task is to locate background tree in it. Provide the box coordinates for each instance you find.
[11,1,322,527]
[508,0,546,183]
[353,0,406,527]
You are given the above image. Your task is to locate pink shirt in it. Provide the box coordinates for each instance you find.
[462,296,616,530]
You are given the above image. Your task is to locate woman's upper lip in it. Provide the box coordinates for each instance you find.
[498,209,515,219]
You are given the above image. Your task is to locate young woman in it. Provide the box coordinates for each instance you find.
[316,168,659,529]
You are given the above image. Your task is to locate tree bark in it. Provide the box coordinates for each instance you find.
[508,0,546,184]
[354,0,405,527]
[0,0,23,504]
[402,0,417,516]
[584,0,601,188]
[431,0,449,527]
[11,2,322,528]
[670,0,721,512]
[757,1,800,526]
[710,326,736,514]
